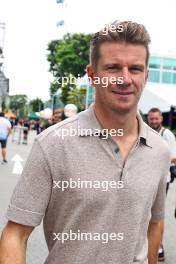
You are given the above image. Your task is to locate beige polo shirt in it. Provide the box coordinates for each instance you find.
[6,105,170,264]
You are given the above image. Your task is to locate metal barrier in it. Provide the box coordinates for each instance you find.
[12,126,28,144]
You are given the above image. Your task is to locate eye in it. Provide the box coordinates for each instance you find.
[130,67,143,73]
[107,66,116,70]
[106,66,121,71]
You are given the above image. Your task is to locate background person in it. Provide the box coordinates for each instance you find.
[22,118,30,145]
[0,112,12,164]
[147,108,176,193]
[147,107,176,262]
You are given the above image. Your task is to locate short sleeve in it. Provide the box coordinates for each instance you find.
[5,119,11,129]
[8,120,12,129]
[163,129,176,158]
[6,138,52,226]
[150,151,170,223]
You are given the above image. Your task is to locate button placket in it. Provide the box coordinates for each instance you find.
[120,142,141,181]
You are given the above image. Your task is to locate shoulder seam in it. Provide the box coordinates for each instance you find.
[37,116,79,141]
[35,138,53,180]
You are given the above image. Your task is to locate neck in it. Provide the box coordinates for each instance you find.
[93,103,139,138]
[155,125,162,132]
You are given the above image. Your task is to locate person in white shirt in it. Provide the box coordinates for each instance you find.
[0,112,12,164]
[147,107,176,262]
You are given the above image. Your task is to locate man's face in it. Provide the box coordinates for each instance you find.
[147,112,163,130]
[87,42,148,114]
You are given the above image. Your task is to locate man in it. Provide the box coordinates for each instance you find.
[148,108,176,193]
[0,112,11,164]
[22,118,30,145]
[147,107,176,261]
[0,21,170,264]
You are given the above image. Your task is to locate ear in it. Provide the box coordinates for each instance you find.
[86,64,94,79]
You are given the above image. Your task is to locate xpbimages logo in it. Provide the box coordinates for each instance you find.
[53,75,124,88]
[53,178,124,192]
[53,230,124,244]
[53,126,124,139]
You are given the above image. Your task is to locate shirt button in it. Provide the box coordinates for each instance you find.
[115,147,119,153]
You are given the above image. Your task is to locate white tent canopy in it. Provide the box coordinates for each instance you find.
[139,84,176,114]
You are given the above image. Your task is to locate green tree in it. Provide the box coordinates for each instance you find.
[47,33,92,78]
[67,86,86,112]
[29,98,44,112]
[9,94,28,117]
[47,33,92,105]
[2,97,10,113]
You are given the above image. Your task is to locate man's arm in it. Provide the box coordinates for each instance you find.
[0,221,34,264]
[164,130,176,161]
[148,221,161,264]
[7,127,12,137]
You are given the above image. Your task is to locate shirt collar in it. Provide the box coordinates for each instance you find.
[78,104,152,148]
[78,104,102,136]
[137,114,152,148]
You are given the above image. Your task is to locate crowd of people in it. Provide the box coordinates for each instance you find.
[0,114,62,163]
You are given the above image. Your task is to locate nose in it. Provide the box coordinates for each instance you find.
[121,67,132,86]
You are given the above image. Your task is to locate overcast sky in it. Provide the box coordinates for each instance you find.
[0,0,176,101]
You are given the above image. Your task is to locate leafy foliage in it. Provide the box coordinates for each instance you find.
[67,87,86,112]
[9,94,28,117]
[29,98,44,112]
[47,33,92,78]
[47,33,93,107]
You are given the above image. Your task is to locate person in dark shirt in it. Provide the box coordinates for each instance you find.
[23,118,30,145]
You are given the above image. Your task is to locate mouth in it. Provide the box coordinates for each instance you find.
[112,91,134,95]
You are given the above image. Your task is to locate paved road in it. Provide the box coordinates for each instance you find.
[0,130,176,263]
[0,131,48,263]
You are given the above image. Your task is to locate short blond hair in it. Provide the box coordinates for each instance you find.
[90,20,151,70]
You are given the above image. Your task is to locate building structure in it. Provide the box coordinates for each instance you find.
[0,22,9,111]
